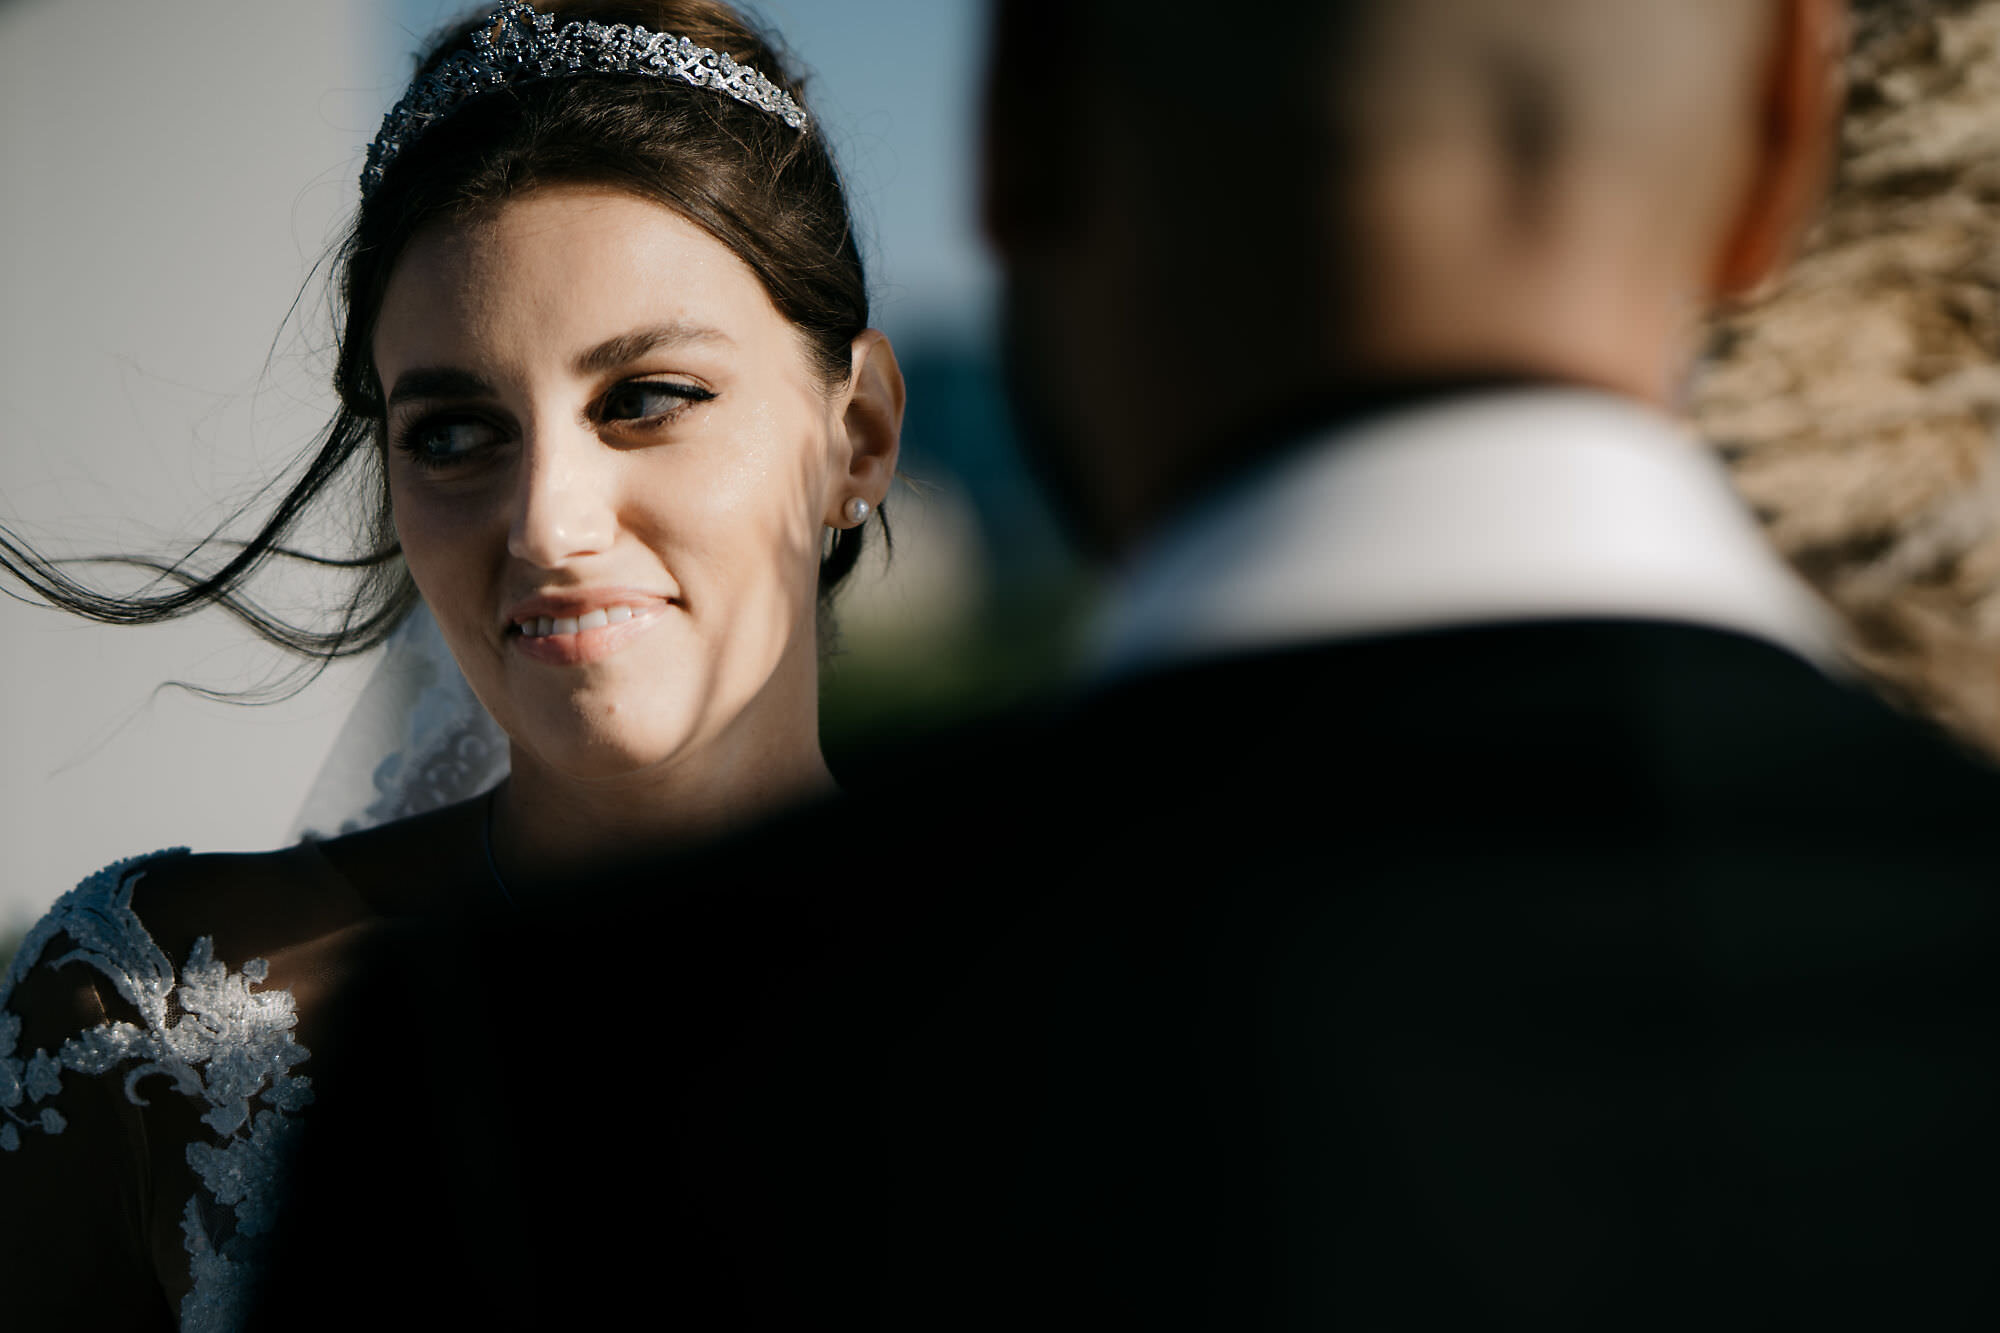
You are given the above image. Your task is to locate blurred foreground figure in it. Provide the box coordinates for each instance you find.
[262,1,2000,1327]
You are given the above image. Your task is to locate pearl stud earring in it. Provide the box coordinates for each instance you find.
[844,497,871,526]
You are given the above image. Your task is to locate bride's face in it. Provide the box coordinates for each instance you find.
[374,184,857,784]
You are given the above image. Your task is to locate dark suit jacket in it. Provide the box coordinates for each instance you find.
[255,620,2000,1330]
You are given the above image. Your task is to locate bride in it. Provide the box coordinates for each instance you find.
[0,1,901,1327]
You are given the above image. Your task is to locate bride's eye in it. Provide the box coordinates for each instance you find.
[599,379,715,425]
[393,415,506,470]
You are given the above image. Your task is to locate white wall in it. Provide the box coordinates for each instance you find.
[0,0,379,926]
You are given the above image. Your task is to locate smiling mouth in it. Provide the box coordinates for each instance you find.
[505,600,670,665]
[509,603,645,638]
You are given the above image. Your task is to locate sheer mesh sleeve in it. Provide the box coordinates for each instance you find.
[0,850,316,1331]
[0,861,180,1329]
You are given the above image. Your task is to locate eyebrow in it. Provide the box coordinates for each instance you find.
[384,323,733,409]
[384,366,494,409]
[574,321,733,376]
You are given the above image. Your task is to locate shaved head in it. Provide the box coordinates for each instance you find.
[1340,1,1779,237]
[1347,1,1775,154]
[1048,0,1783,253]
[1052,0,1776,149]
[983,0,1841,551]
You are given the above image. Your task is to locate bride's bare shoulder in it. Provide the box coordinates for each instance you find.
[1,797,493,1060]
[47,795,492,976]
[306,795,493,919]
[110,842,376,980]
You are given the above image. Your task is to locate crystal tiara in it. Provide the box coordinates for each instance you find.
[362,0,810,200]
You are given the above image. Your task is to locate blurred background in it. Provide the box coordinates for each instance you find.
[0,0,1081,946]
[1690,0,2000,757]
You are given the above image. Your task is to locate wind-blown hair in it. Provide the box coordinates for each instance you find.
[0,0,876,687]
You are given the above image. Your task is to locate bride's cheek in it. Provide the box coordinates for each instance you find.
[395,486,494,581]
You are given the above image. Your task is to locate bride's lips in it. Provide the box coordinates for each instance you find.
[502,589,675,666]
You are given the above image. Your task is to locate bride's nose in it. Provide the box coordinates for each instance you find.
[507,421,616,567]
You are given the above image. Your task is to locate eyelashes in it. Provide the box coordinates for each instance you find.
[599,380,716,423]
[391,379,719,471]
[393,416,504,469]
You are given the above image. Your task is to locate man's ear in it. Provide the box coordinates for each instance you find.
[1711,0,1847,298]
[827,329,904,525]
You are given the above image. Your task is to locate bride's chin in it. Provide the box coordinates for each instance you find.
[488,697,689,777]
[518,731,699,785]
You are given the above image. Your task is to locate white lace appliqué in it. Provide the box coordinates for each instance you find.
[0,850,315,1333]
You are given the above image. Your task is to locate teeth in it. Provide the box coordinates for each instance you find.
[516,605,642,637]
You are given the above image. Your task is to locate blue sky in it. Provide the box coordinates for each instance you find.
[380,1,995,338]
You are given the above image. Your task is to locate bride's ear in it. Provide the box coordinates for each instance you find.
[828,329,904,522]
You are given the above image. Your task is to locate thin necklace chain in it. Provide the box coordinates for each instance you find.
[481,789,516,907]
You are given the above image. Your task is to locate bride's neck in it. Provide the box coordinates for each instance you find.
[491,735,834,895]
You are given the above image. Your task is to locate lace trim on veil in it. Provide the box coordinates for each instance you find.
[293,601,509,839]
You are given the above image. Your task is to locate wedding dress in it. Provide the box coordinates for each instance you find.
[0,606,506,1330]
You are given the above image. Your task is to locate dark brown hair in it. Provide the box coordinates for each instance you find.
[0,0,875,685]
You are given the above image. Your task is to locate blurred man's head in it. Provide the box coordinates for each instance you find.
[983,0,1846,554]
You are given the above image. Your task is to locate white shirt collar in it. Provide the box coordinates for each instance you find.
[1092,387,1847,680]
